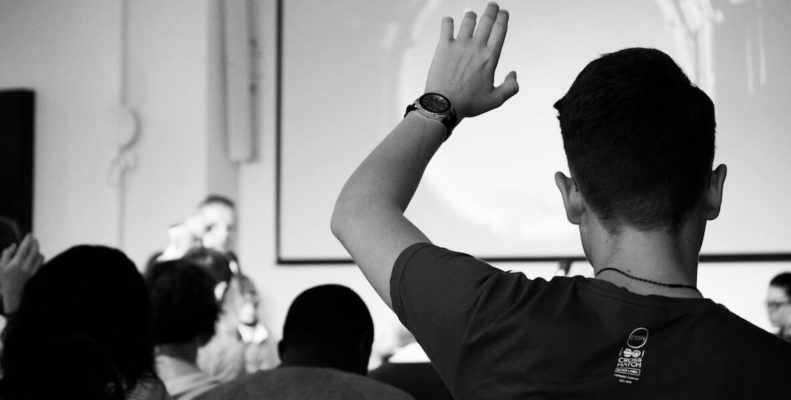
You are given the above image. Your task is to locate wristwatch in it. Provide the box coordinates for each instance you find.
[404,92,459,139]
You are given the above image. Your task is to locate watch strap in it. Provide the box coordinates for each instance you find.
[404,96,458,140]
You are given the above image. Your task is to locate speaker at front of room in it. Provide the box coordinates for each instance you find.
[0,89,34,236]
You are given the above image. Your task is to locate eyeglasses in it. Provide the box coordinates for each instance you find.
[766,301,791,310]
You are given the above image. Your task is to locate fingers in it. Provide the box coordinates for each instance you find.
[439,17,454,42]
[473,3,499,44]
[11,234,33,264]
[1,243,17,266]
[487,9,510,55]
[493,71,519,105]
[20,237,40,272]
[457,11,477,39]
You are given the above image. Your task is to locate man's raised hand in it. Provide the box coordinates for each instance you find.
[425,2,519,120]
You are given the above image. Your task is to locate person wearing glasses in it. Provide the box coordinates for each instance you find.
[767,272,791,342]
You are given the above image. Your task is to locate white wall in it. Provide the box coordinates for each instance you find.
[0,0,238,265]
[0,0,122,253]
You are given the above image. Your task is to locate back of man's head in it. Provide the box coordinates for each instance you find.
[770,272,791,298]
[146,259,220,347]
[554,48,715,233]
[279,284,374,375]
[182,247,233,302]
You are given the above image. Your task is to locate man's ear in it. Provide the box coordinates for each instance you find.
[554,172,584,225]
[703,164,727,220]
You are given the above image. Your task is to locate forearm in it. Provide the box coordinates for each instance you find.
[331,3,517,308]
[331,113,446,307]
[335,113,446,214]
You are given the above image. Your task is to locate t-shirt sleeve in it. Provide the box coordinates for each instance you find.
[390,242,530,392]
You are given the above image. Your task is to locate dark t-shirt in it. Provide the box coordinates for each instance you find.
[369,361,453,400]
[391,243,791,399]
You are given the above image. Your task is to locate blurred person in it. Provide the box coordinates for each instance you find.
[331,3,791,398]
[196,195,236,256]
[0,243,166,399]
[147,259,221,399]
[767,272,791,342]
[151,195,239,273]
[181,249,273,382]
[147,196,272,381]
[201,284,413,400]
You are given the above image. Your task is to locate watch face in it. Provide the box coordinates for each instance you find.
[419,93,451,113]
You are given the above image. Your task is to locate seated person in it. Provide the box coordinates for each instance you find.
[178,248,272,382]
[0,243,167,399]
[766,272,791,342]
[200,284,413,400]
[147,258,223,399]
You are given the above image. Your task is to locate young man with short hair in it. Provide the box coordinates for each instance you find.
[332,2,791,398]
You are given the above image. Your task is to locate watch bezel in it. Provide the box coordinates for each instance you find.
[418,93,451,114]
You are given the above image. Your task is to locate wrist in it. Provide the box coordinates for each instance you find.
[404,92,459,139]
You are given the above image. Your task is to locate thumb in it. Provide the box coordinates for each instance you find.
[493,70,519,105]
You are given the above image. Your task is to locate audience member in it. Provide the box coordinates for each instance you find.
[181,247,234,303]
[767,272,791,342]
[331,2,791,398]
[201,284,413,400]
[147,196,273,381]
[0,244,167,399]
[147,259,221,399]
[177,248,273,382]
[369,329,453,400]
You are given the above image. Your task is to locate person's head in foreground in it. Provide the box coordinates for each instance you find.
[278,284,374,376]
[182,246,233,303]
[147,259,220,353]
[0,245,158,399]
[767,272,791,340]
[553,47,725,279]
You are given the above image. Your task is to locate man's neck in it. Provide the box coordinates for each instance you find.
[587,222,704,298]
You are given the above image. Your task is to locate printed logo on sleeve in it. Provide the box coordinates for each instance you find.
[613,327,649,384]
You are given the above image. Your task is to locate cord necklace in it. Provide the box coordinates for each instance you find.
[595,267,700,292]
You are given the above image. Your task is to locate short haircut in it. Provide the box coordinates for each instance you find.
[146,259,220,345]
[554,48,715,232]
[182,247,233,286]
[200,194,235,209]
[770,272,791,299]
[1,245,155,393]
[281,284,373,350]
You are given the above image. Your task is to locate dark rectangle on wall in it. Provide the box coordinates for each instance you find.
[0,89,34,235]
